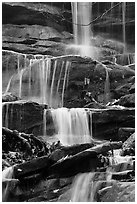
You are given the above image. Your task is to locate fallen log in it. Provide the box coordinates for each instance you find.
[87,141,122,155]
[48,141,122,178]
[14,155,51,179]
[48,150,98,178]
[11,143,97,180]
[49,143,95,162]
[12,141,122,180]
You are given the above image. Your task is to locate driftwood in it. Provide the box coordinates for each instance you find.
[49,143,95,162]
[48,141,122,178]
[90,141,122,154]
[13,143,96,180]
[14,155,50,179]
[11,141,122,180]
[48,150,98,178]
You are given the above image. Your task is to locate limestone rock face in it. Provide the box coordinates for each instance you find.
[91,108,135,140]
[2,101,44,133]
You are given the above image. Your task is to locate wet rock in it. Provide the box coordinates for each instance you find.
[128,63,135,70]
[109,159,134,172]
[92,108,135,140]
[118,93,135,107]
[128,75,135,83]
[2,2,71,32]
[2,159,11,170]
[2,92,20,102]
[121,132,135,156]
[57,187,71,202]
[129,83,135,93]
[100,182,135,202]
[2,100,44,133]
[108,63,135,80]
[102,39,124,54]
[114,83,132,98]
[118,127,135,142]
[3,25,65,40]
[115,53,135,66]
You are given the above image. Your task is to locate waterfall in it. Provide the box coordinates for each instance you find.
[2,102,9,128]
[122,2,126,53]
[71,2,95,58]
[61,61,71,106]
[50,108,92,146]
[70,173,95,202]
[104,66,110,104]
[2,166,15,201]
[19,69,25,98]
[4,51,71,108]
[2,102,18,129]
[70,172,114,202]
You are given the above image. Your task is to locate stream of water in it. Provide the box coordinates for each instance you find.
[71,2,95,58]
[49,108,92,146]
[5,55,71,108]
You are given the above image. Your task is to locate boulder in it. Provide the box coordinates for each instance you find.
[99,182,135,202]
[118,127,135,142]
[2,101,44,133]
[2,92,20,102]
[118,93,135,107]
[121,133,135,156]
[114,83,132,98]
[115,53,135,66]
[91,108,135,140]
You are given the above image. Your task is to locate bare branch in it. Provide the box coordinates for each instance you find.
[68,2,122,26]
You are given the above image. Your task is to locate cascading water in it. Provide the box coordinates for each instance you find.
[122,2,126,53]
[104,66,110,104]
[49,108,92,146]
[70,172,95,202]
[4,50,71,108]
[71,2,96,58]
[70,171,115,202]
[2,166,16,202]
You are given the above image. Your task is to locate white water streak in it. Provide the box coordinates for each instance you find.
[61,61,70,106]
[51,108,92,146]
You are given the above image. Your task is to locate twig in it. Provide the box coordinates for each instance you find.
[57,2,122,26]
